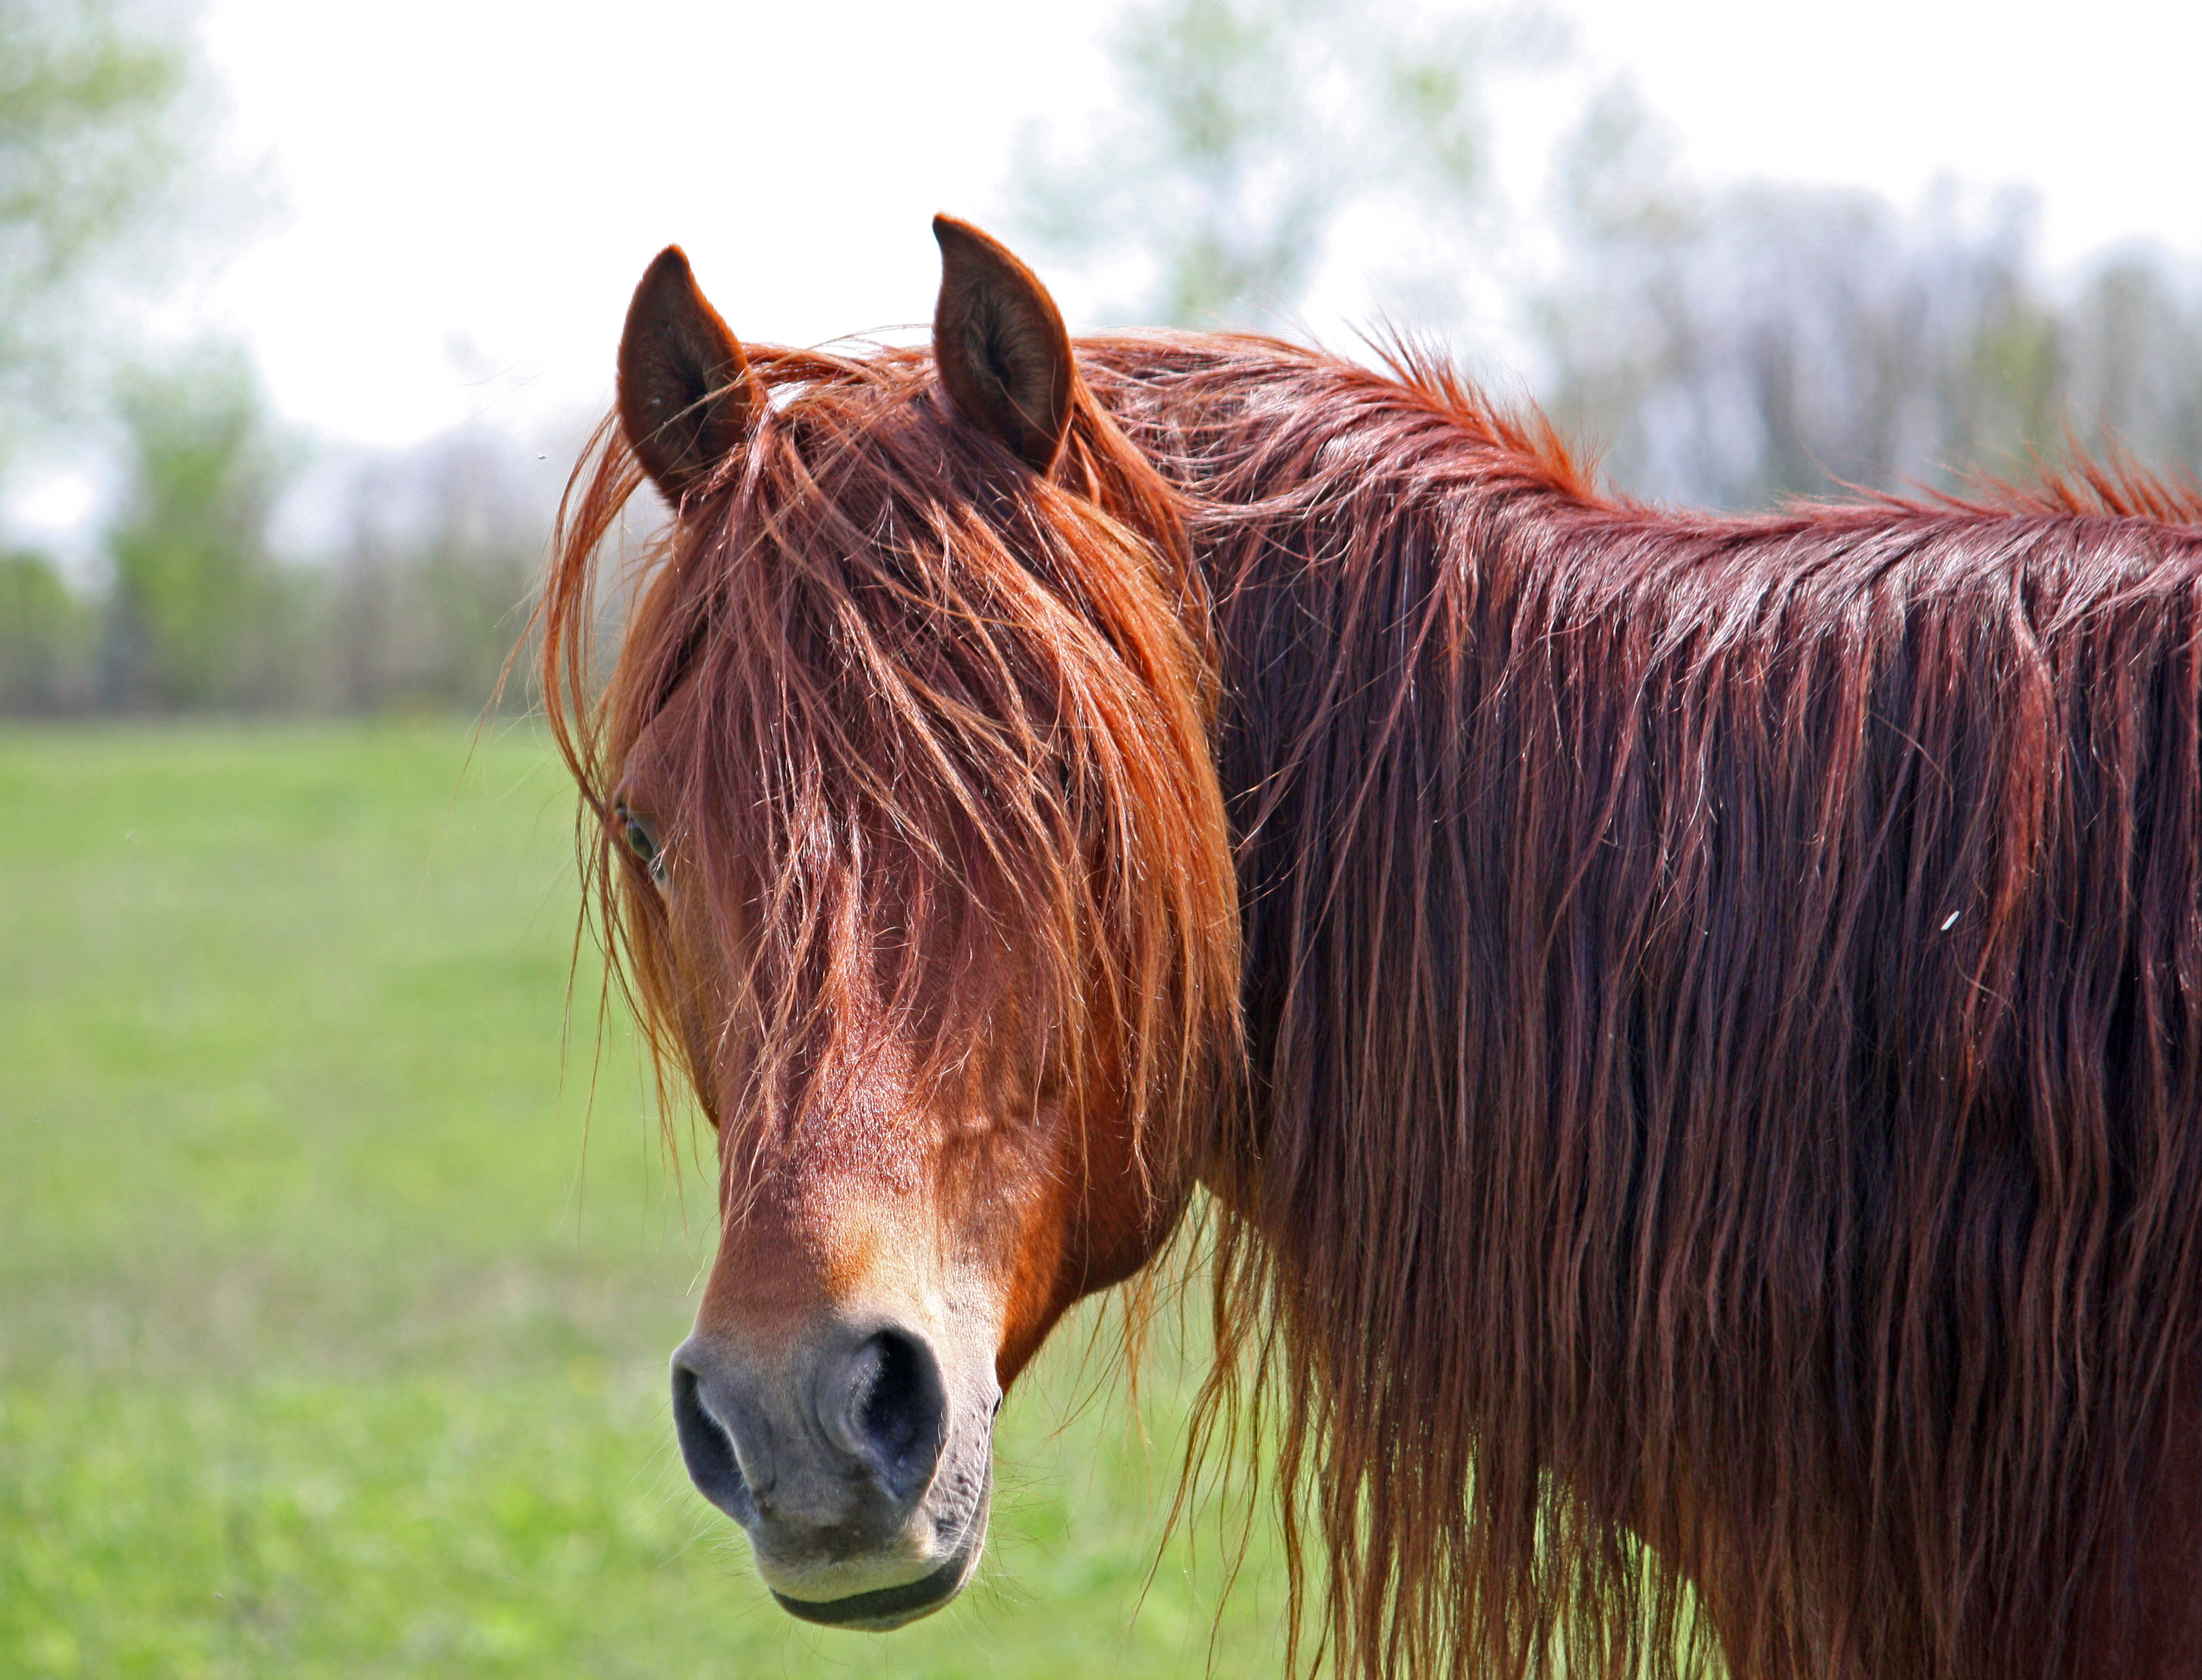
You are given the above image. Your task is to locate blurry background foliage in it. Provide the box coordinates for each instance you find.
[1008,0,1553,328]
[1013,0,2202,509]
[0,0,204,450]
[0,0,553,716]
[8,0,2202,714]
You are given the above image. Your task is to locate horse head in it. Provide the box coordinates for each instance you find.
[547,220,1239,1627]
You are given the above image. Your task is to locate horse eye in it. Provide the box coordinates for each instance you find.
[614,803,665,884]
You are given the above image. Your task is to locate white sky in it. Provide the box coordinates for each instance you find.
[162,0,2202,457]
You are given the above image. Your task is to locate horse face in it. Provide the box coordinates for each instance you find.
[615,707,1170,1627]
[583,222,1233,1627]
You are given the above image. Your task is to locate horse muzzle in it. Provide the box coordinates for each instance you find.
[670,1320,998,1629]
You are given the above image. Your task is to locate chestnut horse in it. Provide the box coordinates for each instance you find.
[541,219,2202,1678]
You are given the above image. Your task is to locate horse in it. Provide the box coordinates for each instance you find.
[539,217,2202,1679]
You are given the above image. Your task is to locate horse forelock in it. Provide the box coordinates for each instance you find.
[541,340,1240,1203]
[1083,333,2202,1680]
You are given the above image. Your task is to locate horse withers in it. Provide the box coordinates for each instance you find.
[544,219,2202,1678]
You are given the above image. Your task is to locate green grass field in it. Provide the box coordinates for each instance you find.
[0,723,1288,1678]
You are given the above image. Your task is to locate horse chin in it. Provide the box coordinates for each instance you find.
[757,1461,992,1632]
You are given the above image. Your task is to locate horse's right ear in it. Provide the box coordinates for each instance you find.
[617,246,755,506]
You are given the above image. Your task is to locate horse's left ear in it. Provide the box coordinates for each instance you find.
[931,215,1077,475]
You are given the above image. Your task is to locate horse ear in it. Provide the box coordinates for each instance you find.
[618,245,755,506]
[931,215,1076,475]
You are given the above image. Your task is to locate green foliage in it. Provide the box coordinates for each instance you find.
[1535,81,2202,508]
[102,342,298,709]
[0,724,1288,1678]
[0,397,554,718]
[1106,0,1334,323]
[0,0,211,449]
[1010,0,1541,326]
[0,548,94,709]
[1011,5,2202,511]
[0,2,312,721]
[1538,85,2028,503]
[2058,255,2202,469]
[329,433,550,714]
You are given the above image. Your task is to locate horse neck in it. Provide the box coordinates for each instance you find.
[1086,335,2202,1680]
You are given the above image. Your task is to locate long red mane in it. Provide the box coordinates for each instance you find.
[1086,333,2202,1679]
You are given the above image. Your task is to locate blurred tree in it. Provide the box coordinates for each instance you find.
[102,341,296,709]
[0,0,259,713]
[2057,253,2202,471]
[1536,82,2202,508]
[0,0,216,456]
[1018,18,2202,512]
[0,2,559,719]
[1009,0,1550,327]
[0,548,93,710]
[329,430,552,714]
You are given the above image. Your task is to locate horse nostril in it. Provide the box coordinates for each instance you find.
[671,1348,758,1527]
[836,1328,947,1504]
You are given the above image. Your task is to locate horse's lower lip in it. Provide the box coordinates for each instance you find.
[769,1548,973,1630]
[767,1461,990,1630]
